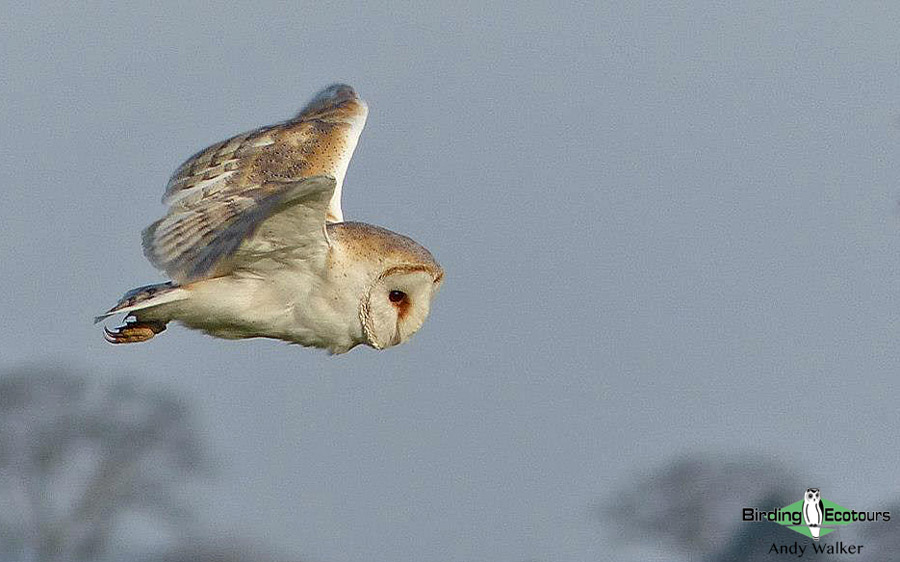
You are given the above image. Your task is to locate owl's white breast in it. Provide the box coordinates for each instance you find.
[169,245,369,352]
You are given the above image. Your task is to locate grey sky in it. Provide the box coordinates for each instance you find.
[2,2,899,561]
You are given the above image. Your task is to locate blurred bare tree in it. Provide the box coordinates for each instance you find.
[138,539,291,562]
[856,501,900,562]
[0,365,205,562]
[600,453,843,561]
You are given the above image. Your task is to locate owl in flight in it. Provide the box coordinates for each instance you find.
[97,84,443,353]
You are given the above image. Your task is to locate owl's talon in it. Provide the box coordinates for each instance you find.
[103,321,166,344]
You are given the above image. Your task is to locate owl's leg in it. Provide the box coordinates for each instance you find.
[104,320,167,344]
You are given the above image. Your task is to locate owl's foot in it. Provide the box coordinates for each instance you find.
[104,320,167,344]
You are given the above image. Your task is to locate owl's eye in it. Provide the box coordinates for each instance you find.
[389,290,406,303]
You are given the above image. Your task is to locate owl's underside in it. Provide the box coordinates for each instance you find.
[98,85,443,352]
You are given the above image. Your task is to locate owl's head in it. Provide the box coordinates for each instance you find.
[360,263,444,349]
[328,222,443,351]
[806,488,820,501]
[297,83,368,126]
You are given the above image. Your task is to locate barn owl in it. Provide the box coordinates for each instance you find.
[96,84,443,353]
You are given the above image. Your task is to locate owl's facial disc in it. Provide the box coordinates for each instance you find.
[360,266,442,349]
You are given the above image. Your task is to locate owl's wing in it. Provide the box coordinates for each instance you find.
[163,83,366,224]
[143,175,336,283]
[144,84,368,283]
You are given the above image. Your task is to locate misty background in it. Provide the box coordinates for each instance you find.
[2,2,899,561]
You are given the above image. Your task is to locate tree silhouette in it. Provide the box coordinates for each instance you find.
[600,453,843,561]
[138,539,292,562]
[0,365,205,561]
[855,501,900,562]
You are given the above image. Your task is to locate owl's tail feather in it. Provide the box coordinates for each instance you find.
[95,282,186,323]
[95,282,188,344]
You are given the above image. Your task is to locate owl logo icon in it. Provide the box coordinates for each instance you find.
[802,488,824,540]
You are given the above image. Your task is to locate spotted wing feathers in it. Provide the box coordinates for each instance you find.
[142,85,367,283]
[163,125,278,208]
